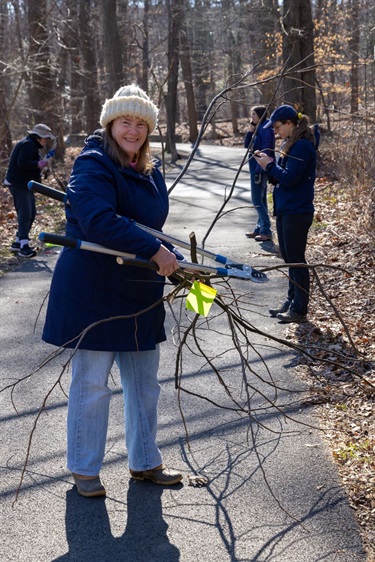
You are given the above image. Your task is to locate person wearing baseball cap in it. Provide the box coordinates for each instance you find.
[253,105,319,323]
[42,85,184,497]
[5,123,55,257]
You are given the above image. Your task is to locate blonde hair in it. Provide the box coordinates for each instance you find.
[102,125,155,174]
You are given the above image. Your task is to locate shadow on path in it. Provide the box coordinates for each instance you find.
[53,480,181,562]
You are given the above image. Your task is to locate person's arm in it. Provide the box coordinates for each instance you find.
[16,141,40,170]
[260,127,275,160]
[244,130,253,149]
[66,152,180,274]
[254,141,314,188]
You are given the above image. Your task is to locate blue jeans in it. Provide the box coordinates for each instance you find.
[9,186,36,241]
[67,347,162,476]
[250,171,271,236]
[276,213,314,316]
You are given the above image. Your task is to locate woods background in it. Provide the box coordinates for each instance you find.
[0,2,374,555]
[0,0,374,168]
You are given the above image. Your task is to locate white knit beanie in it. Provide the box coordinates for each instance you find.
[99,84,159,133]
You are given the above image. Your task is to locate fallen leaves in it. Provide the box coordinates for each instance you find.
[285,174,375,559]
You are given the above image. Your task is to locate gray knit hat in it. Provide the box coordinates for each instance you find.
[27,123,55,139]
[99,85,159,133]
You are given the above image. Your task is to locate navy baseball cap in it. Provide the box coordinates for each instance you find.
[264,105,298,128]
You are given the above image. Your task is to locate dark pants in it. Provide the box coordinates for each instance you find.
[276,212,313,315]
[9,186,36,241]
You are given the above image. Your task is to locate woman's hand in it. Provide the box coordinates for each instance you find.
[151,245,179,277]
[253,151,272,169]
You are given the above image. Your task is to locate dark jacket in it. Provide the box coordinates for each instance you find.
[244,120,275,174]
[43,133,173,351]
[265,138,316,216]
[6,135,43,188]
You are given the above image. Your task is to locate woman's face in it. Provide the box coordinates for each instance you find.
[251,110,260,124]
[111,115,148,160]
[273,120,294,139]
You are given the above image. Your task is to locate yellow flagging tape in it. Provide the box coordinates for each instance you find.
[186,281,217,316]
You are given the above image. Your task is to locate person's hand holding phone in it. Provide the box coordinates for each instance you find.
[253,150,272,170]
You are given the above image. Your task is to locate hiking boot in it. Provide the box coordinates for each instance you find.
[269,301,290,317]
[129,465,183,485]
[276,309,307,324]
[255,234,272,242]
[18,244,37,258]
[10,241,21,253]
[72,473,106,498]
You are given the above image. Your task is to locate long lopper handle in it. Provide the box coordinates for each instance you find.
[28,180,67,202]
[39,232,141,261]
[33,182,268,283]
[38,233,224,276]
[28,181,226,263]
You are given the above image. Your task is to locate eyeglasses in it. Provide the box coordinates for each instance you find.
[273,122,285,131]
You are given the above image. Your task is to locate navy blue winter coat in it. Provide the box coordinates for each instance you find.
[42,133,173,351]
[244,120,275,174]
[265,138,316,216]
[6,135,43,189]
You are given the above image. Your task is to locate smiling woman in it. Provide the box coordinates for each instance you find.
[111,116,148,161]
[41,84,184,497]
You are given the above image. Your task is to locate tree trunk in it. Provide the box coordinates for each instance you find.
[27,0,56,123]
[100,0,123,96]
[222,0,239,134]
[62,0,83,135]
[165,0,183,161]
[141,0,150,93]
[79,0,102,133]
[0,3,13,164]
[348,0,360,116]
[282,0,316,120]
[192,0,213,121]
[179,3,198,143]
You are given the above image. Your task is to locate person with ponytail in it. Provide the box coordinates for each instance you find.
[253,104,319,323]
[244,106,275,241]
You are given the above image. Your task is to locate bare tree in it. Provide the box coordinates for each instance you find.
[165,0,184,161]
[348,0,360,116]
[0,2,13,163]
[100,0,124,97]
[179,1,198,143]
[78,0,101,133]
[26,0,56,124]
[282,0,316,119]
[191,0,214,121]
[140,0,150,92]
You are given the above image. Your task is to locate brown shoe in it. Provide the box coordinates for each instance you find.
[255,234,272,242]
[245,231,259,238]
[129,465,183,485]
[72,473,106,497]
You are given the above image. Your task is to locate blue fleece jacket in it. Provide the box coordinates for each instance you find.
[244,120,275,173]
[43,133,173,351]
[265,138,316,216]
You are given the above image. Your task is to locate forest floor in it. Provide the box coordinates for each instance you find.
[0,122,374,560]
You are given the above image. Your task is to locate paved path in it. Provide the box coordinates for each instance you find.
[0,144,366,561]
